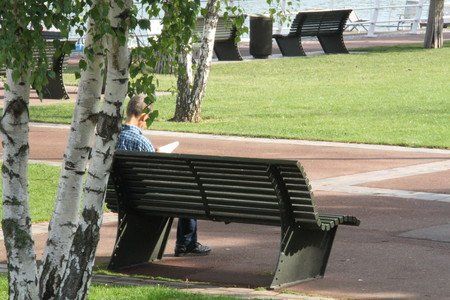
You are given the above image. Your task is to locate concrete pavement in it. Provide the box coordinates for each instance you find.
[0,123,449,299]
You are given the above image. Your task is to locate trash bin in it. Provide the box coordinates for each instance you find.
[250,15,273,59]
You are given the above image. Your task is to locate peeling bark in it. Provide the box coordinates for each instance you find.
[172,0,220,122]
[424,0,445,48]
[39,19,105,300]
[57,0,132,298]
[0,69,38,299]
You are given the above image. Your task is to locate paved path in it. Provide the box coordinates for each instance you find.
[1,123,449,299]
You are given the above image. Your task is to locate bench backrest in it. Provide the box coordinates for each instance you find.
[107,151,321,228]
[0,31,68,75]
[289,9,352,37]
[195,16,239,41]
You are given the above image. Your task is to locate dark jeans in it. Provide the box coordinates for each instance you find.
[176,218,197,248]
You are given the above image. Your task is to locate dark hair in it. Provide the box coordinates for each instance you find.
[126,94,147,119]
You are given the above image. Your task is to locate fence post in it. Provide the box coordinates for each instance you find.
[277,0,287,34]
[411,0,424,33]
[368,0,381,37]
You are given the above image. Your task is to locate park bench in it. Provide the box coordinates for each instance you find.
[0,31,73,99]
[195,16,244,61]
[105,151,360,288]
[273,9,352,56]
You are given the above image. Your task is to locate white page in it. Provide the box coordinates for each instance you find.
[158,141,179,153]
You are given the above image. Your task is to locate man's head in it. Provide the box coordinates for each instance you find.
[125,94,152,129]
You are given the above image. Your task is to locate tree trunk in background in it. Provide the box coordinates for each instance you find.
[424,0,445,48]
[56,0,131,298]
[0,69,39,299]
[173,44,194,121]
[39,19,104,300]
[172,0,220,122]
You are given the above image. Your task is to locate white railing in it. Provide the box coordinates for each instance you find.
[237,0,449,37]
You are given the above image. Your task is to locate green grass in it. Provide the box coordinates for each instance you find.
[0,275,237,299]
[0,163,60,223]
[40,43,450,148]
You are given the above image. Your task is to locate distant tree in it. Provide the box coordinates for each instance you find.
[172,0,221,122]
[424,0,445,48]
[171,0,289,123]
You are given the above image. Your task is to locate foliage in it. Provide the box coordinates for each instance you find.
[0,0,84,93]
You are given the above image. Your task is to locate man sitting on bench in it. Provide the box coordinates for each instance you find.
[116,95,212,256]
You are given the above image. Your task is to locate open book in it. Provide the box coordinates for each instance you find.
[158,141,179,153]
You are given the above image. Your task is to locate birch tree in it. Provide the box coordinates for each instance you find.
[172,0,221,122]
[424,0,445,48]
[0,1,73,297]
[1,69,38,299]
[56,0,133,297]
[39,13,107,299]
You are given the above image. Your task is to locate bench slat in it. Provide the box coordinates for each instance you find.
[207,197,279,209]
[197,171,269,180]
[204,190,278,202]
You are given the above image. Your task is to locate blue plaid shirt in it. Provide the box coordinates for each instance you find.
[116,124,155,152]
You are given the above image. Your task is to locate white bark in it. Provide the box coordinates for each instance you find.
[0,69,38,299]
[39,19,104,300]
[172,0,220,122]
[173,43,194,121]
[424,0,445,48]
[57,0,131,298]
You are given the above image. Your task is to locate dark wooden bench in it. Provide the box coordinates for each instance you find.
[195,16,244,61]
[273,9,352,56]
[106,151,360,288]
[0,31,73,99]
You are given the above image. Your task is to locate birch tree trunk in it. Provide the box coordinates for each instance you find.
[56,0,131,297]
[39,19,104,300]
[0,70,39,299]
[173,45,194,121]
[172,0,220,122]
[424,0,445,48]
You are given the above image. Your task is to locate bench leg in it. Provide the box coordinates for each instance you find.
[317,34,348,54]
[108,211,173,270]
[39,56,70,99]
[274,36,306,57]
[270,225,337,289]
[214,39,243,61]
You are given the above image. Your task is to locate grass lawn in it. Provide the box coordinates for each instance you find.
[35,43,450,148]
[0,163,60,223]
[0,275,236,299]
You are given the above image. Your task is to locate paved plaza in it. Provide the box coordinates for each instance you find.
[0,123,448,299]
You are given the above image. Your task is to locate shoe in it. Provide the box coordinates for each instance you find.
[174,242,211,257]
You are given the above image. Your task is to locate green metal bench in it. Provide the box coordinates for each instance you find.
[106,151,360,288]
[0,31,73,99]
[195,16,244,61]
[273,9,352,56]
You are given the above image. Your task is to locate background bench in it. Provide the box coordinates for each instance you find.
[0,31,73,99]
[273,9,352,56]
[195,16,244,61]
[106,151,360,288]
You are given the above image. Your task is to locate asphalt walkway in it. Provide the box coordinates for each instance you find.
[0,123,449,299]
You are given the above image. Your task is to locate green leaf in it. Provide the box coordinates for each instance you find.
[79,59,87,71]
[138,19,150,30]
[146,110,159,127]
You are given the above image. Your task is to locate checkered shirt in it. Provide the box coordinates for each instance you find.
[116,124,155,152]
